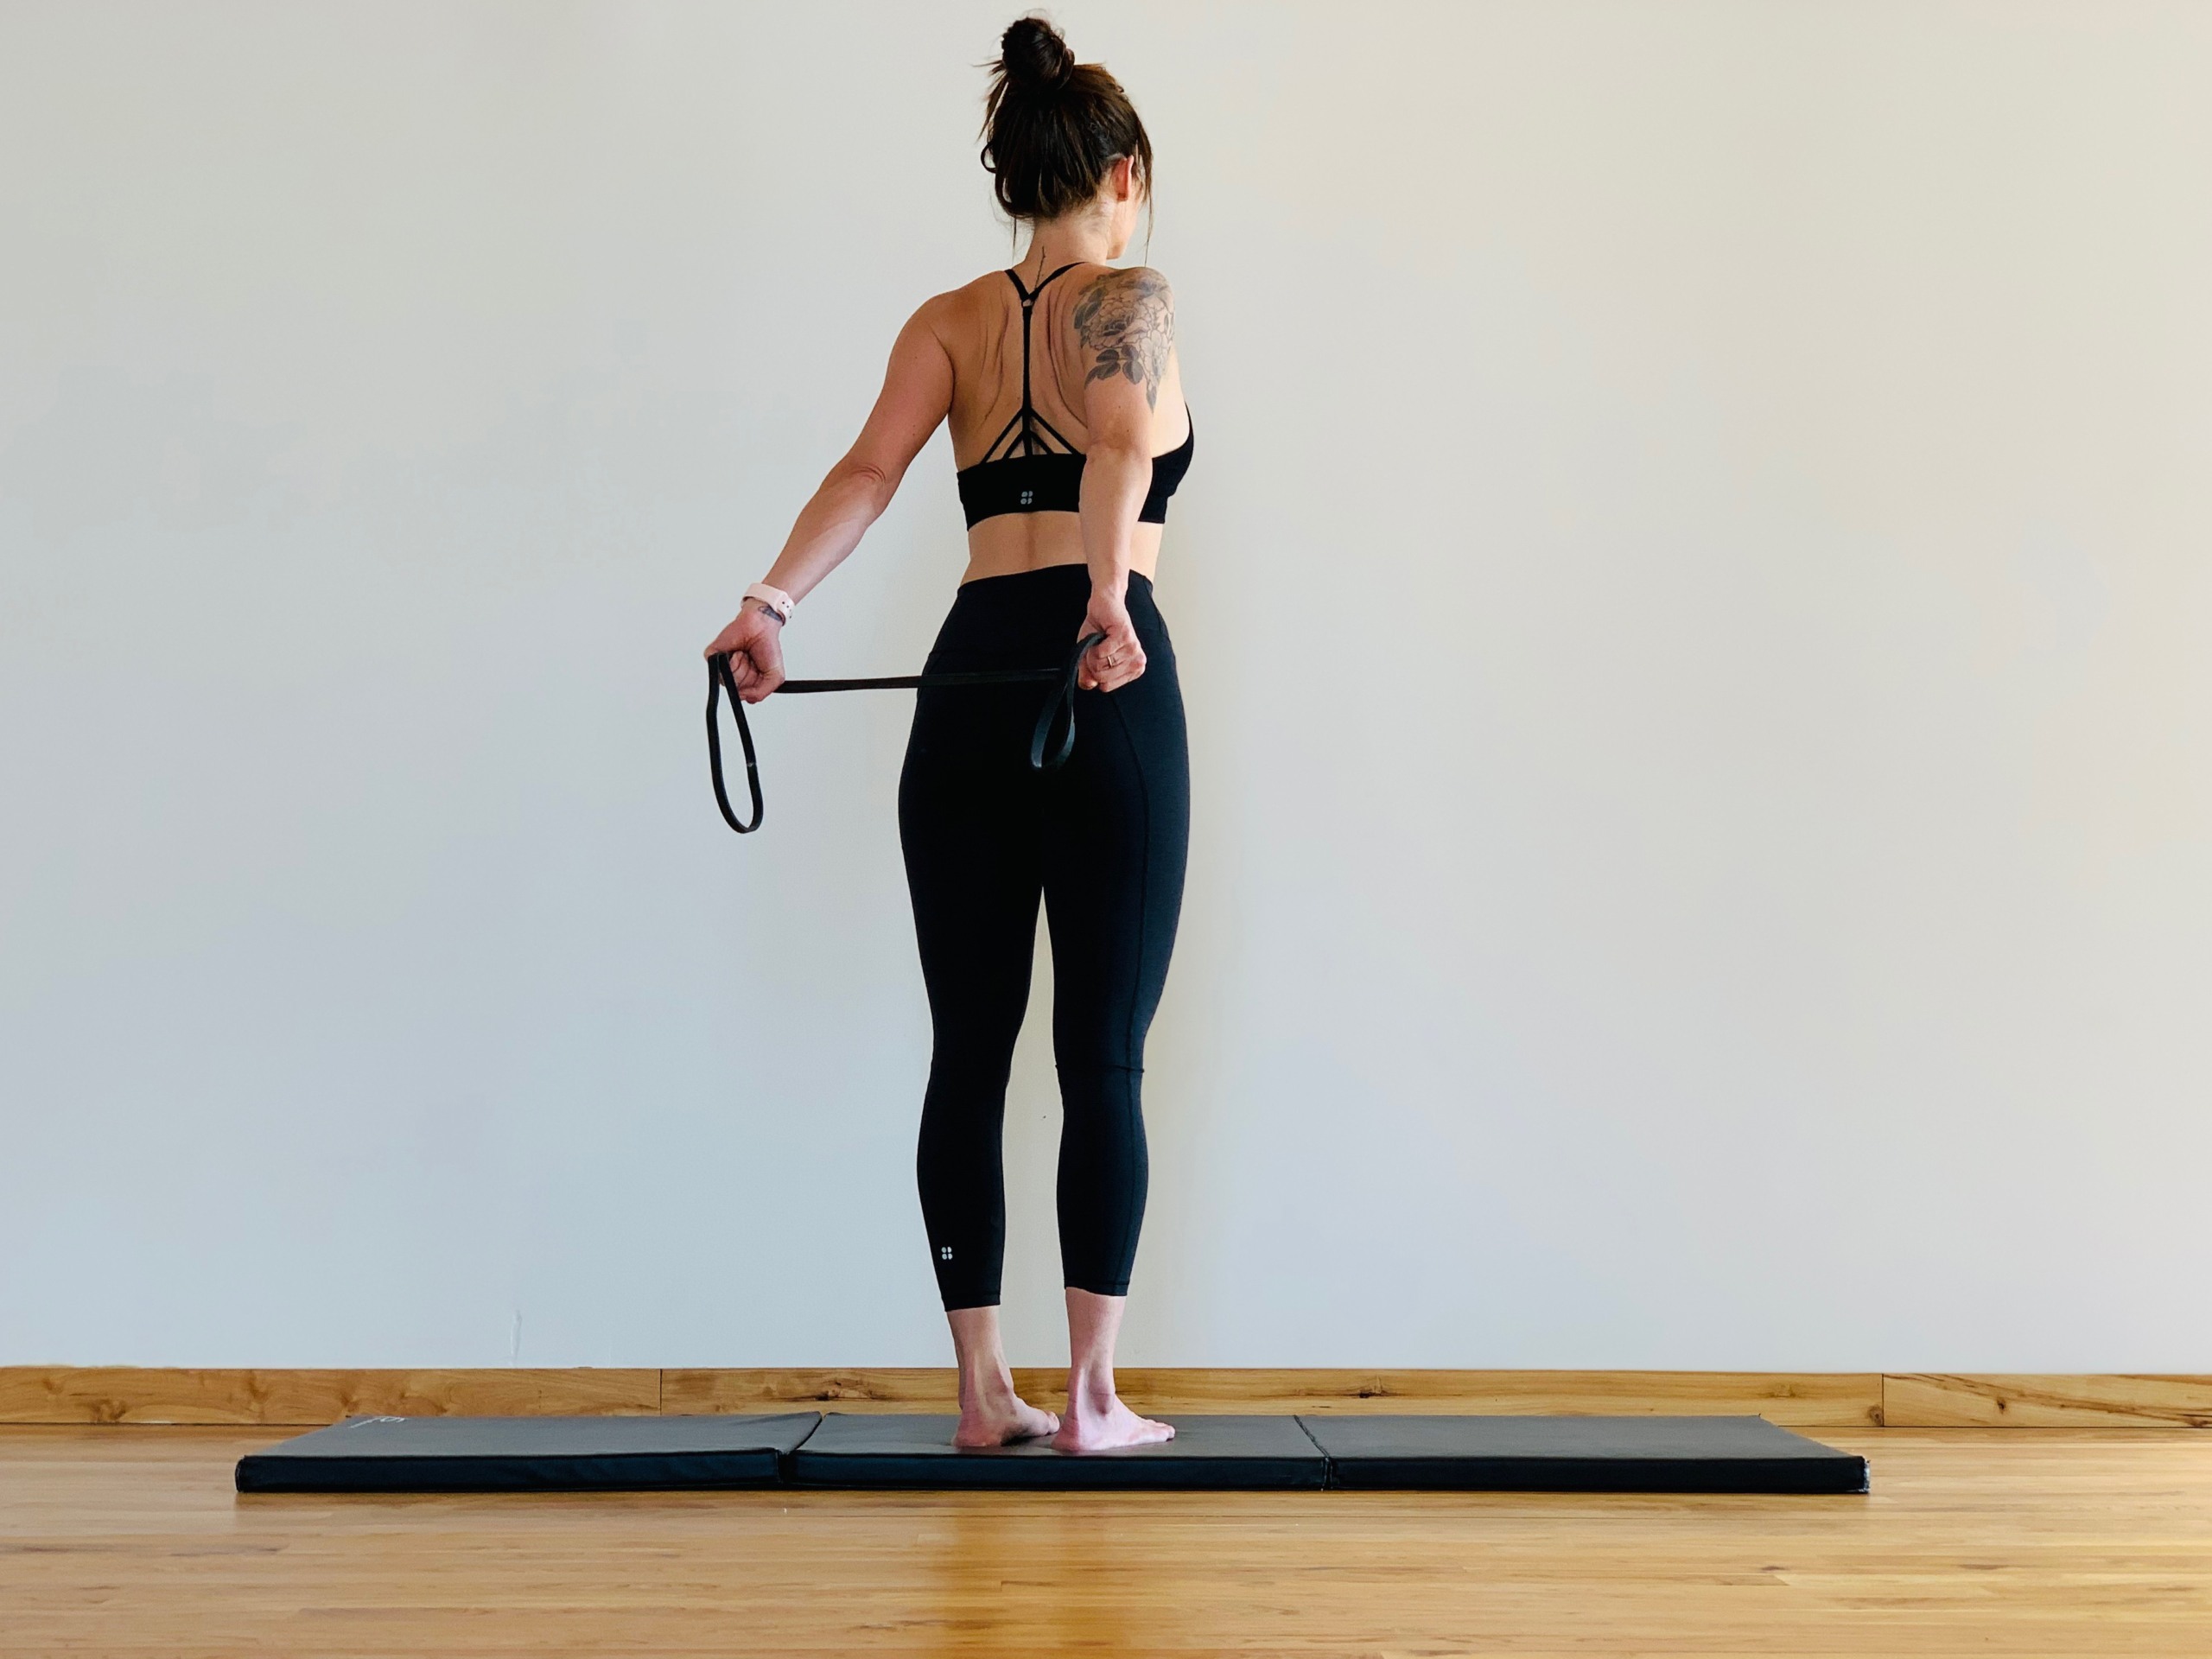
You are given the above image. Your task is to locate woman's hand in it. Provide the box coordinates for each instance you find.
[1078,588,1146,693]
[704,604,787,703]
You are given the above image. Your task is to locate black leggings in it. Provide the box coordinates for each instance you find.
[899,566,1189,1311]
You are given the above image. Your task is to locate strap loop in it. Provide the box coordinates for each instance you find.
[705,654,766,835]
[706,631,1107,836]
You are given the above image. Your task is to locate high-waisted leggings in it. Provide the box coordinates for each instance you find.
[899,565,1189,1311]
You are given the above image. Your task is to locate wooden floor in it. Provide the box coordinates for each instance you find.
[6,1426,2212,1655]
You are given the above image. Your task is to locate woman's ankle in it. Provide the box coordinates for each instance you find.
[1065,1365,1118,1414]
[948,1304,1016,1412]
[959,1366,1020,1412]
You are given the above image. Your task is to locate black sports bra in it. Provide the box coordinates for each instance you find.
[956,263,1194,530]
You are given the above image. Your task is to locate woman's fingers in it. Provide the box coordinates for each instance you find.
[705,607,774,663]
[1084,640,1146,693]
[706,607,787,701]
[1085,639,1116,689]
[1074,600,1146,691]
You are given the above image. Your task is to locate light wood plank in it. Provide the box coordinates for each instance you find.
[6,1424,2212,1655]
[1885,1373,2212,1427]
[0,1368,660,1425]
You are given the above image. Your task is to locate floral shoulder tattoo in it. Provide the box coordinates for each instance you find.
[1072,269,1174,410]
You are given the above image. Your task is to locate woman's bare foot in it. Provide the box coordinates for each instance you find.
[1052,1382,1174,1452]
[953,1390,1060,1447]
[945,1304,1058,1447]
[1052,1287,1173,1452]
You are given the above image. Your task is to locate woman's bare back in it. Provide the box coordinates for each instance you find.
[925,262,1189,583]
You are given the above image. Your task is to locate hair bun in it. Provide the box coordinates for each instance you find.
[980,13,1152,223]
[1000,16,1075,93]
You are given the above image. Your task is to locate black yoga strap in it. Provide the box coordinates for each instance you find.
[706,631,1107,836]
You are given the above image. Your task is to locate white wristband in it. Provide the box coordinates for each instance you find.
[744,582,795,624]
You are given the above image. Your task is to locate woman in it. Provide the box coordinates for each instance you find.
[704,16,1192,1453]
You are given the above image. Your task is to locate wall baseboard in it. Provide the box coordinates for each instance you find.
[663,1368,1885,1426]
[1882,1373,2212,1428]
[3,1368,2209,1427]
[0,1368,660,1426]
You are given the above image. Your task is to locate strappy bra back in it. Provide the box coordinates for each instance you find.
[956,263,1194,530]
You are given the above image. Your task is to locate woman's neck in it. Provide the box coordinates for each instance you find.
[1016,215,1117,282]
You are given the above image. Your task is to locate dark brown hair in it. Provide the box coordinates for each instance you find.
[980,15,1153,223]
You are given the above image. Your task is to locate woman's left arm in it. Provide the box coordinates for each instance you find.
[706,302,956,701]
[1073,266,1175,693]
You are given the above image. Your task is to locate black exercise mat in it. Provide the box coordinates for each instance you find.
[233,1412,822,1493]
[790,1412,1328,1490]
[1297,1414,1869,1493]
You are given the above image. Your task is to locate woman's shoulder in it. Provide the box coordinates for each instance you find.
[906,270,1025,344]
[909,275,986,321]
[1062,264,1173,330]
[1062,267,1176,399]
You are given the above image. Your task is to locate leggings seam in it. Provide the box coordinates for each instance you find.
[1106,690,1153,1072]
[1103,690,1152,1290]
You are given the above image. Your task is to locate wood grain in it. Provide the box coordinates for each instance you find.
[1885,1372,2212,1427]
[0,1367,660,1425]
[662,1368,960,1414]
[7,1424,2212,1656]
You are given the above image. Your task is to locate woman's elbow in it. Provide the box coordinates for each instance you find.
[830,454,899,512]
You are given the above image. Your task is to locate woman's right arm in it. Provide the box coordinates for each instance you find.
[1071,265,1174,694]
[705,302,957,702]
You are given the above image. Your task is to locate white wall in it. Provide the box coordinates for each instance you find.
[4,0,2209,1370]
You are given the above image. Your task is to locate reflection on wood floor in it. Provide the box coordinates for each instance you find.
[5,1425,2212,1655]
